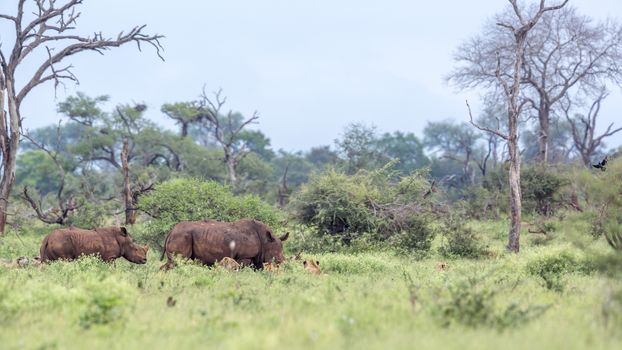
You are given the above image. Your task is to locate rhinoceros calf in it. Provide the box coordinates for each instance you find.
[40,227,149,264]
[161,219,288,270]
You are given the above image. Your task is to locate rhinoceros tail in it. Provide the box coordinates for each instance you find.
[40,235,50,263]
[160,230,173,261]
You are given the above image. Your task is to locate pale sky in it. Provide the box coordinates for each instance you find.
[2,0,621,152]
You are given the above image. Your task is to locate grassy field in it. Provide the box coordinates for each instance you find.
[1,222,621,350]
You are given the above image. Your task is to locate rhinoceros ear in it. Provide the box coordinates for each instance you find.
[279,232,289,242]
[266,230,276,242]
[120,227,128,236]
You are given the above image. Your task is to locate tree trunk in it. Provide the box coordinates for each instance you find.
[504,23,529,253]
[537,102,550,163]
[181,122,189,138]
[507,134,522,252]
[0,80,21,235]
[581,152,591,168]
[225,157,237,185]
[121,140,136,225]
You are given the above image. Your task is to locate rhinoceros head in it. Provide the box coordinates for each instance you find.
[117,227,149,264]
[262,230,289,265]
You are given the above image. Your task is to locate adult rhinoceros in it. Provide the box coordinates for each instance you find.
[161,219,288,270]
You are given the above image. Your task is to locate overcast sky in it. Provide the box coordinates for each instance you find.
[2,0,621,152]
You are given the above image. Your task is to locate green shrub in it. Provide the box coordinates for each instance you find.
[478,165,568,217]
[461,186,505,220]
[430,274,549,330]
[138,178,281,249]
[285,226,389,254]
[390,216,436,256]
[70,200,117,229]
[521,166,568,216]
[579,157,622,250]
[291,165,436,252]
[601,286,622,332]
[79,277,136,329]
[438,212,488,259]
[526,251,578,292]
[292,169,381,236]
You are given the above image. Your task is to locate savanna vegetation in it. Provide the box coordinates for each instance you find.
[1,0,622,349]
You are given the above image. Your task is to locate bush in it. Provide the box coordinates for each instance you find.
[79,277,136,329]
[601,286,622,332]
[521,167,568,216]
[291,164,437,252]
[438,213,488,259]
[526,251,579,292]
[138,178,281,249]
[579,157,622,249]
[390,215,437,256]
[292,169,381,236]
[476,165,568,217]
[430,274,549,330]
[461,186,505,220]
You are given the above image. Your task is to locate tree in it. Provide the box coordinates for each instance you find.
[476,99,508,171]
[196,88,259,185]
[60,94,170,224]
[449,3,621,163]
[270,150,314,207]
[521,118,574,163]
[237,130,275,162]
[424,120,480,185]
[20,124,78,225]
[335,123,383,174]
[562,88,622,167]
[0,0,163,234]
[306,145,340,168]
[377,131,429,175]
[161,102,203,138]
[465,0,570,252]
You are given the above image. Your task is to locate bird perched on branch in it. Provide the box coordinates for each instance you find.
[592,155,608,171]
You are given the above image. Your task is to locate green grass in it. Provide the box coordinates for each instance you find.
[0,222,621,350]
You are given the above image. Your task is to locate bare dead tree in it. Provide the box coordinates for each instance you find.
[197,87,259,184]
[0,0,163,235]
[475,136,494,177]
[466,0,569,253]
[562,88,622,167]
[277,163,290,208]
[449,3,621,164]
[20,123,79,224]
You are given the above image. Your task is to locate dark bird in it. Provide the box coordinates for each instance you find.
[592,155,609,171]
[166,296,177,307]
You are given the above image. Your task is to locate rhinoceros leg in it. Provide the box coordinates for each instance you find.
[160,231,193,270]
[238,258,253,267]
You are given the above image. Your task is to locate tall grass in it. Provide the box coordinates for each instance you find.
[0,221,620,350]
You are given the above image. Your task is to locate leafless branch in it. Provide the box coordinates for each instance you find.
[197,86,260,184]
[466,100,509,140]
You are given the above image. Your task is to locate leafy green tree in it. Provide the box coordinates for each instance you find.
[377,131,429,174]
[306,145,340,168]
[424,120,481,185]
[161,102,203,138]
[59,94,175,224]
[335,123,384,174]
[238,130,275,161]
[16,150,64,196]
